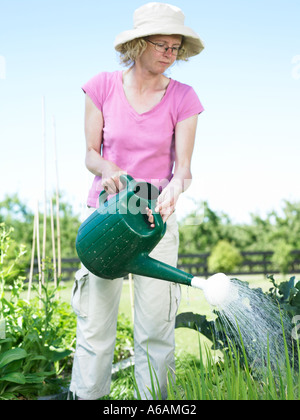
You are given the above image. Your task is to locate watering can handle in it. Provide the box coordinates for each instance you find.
[147,195,165,230]
[98,189,109,207]
[119,174,135,189]
[98,174,135,207]
[119,174,164,230]
[98,174,164,230]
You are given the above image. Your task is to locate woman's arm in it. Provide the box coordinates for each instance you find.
[84,95,125,194]
[153,114,199,223]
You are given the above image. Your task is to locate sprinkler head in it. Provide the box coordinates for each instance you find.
[191,273,231,306]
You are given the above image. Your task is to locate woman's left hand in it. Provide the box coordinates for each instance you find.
[146,181,182,227]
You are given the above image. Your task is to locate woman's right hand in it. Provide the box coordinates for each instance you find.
[101,161,126,195]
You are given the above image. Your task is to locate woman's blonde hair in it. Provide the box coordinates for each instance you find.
[116,37,189,67]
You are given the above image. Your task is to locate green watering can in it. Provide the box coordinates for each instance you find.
[76,174,231,306]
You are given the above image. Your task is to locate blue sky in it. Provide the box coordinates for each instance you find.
[0,0,299,223]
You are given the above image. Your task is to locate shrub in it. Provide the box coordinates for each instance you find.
[271,240,294,275]
[208,240,242,273]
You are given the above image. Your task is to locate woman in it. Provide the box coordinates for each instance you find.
[70,2,205,400]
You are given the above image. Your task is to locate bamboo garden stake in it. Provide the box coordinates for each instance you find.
[35,201,42,306]
[128,273,134,323]
[27,209,36,301]
[52,116,61,278]
[50,198,57,288]
[28,103,62,299]
[41,96,47,285]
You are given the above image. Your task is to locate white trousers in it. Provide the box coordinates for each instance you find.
[69,210,181,400]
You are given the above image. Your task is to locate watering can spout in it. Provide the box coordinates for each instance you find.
[128,254,194,287]
[127,254,232,307]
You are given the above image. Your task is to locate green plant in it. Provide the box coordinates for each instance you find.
[0,341,54,400]
[271,240,294,275]
[0,223,75,399]
[166,337,300,400]
[268,274,300,318]
[208,240,242,273]
[0,282,74,399]
[114,314,134,364]
[0,223,26,306]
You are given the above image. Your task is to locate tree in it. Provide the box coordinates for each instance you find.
[179,201,233,254]
[178,199,300,256]
[0,193,81,279]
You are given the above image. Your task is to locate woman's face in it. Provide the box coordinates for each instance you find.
[138,34,182,74]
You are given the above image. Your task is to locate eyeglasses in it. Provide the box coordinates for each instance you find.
[146,40,181,56]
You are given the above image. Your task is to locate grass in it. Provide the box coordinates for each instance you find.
[167,338,300,400]
[109,328,300,401]
[14,274,299,400]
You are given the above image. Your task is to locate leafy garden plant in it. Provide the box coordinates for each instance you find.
[0,223,74,399]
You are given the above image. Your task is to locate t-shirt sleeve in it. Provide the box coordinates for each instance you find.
[177,85,204,123]
[81,73,108,111]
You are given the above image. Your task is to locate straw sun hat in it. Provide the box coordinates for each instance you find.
[114,2,205,58]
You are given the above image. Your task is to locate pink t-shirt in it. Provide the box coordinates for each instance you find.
[82,71,204,208]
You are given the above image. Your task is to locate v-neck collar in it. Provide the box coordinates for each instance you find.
[118,71,174,118]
